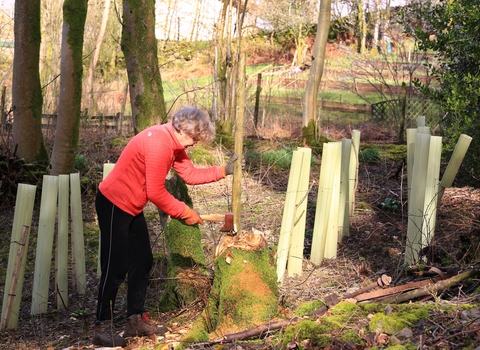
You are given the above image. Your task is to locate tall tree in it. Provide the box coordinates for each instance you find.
[40,0,63,114]
[84,0,112,114]
[357,0,366,54]
[49,0,88,175]
[302,0,332,131]
[212,0,229,121]
[12,0,48,162]
[122,0,166,133]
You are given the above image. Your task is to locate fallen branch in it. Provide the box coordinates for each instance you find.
[380,268,480,304]
[354,278,444,302]
[188,306,328,348]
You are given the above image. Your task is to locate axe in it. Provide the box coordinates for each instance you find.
[200,212,234,232]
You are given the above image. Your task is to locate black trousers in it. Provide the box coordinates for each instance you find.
[95,190,153,321]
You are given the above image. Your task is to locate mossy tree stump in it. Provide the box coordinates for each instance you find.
[180,231,279,347]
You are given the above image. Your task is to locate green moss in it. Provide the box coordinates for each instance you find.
[110,137,129,147]
[361,303,383,313]
[215,133,235,150]
[189,147,215,166]
[158,218,208,311]
[301,119,331,156]
[355,201,373,211]
[369,310,420,335]
[294,300,325,316]
[175,316,210,350]
[359,147,381,163]
[282,320,333,348]
[330,301,362,315]
[209,248,278,330]
[164,219,206,267]
[337,328,363,344]
[384,143,407,161]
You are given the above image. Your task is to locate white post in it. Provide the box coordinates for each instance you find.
[277,150,304,283]
[70,173,86,294]
[1,184,36,330]
[57,174,70,309]
[405,133,430,265]
[338,138,352,239]
[287,147,312,278]
[310,143,335,265]
[324,142,342,259]
[437,134,472,204]
[32,175,59,315]
[422,136,442,246]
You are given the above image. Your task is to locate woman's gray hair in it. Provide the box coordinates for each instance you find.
[171,106,215,143]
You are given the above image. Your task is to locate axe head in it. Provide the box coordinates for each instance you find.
[219,212,234,232]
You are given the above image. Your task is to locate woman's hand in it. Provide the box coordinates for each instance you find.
[181,206,203,225]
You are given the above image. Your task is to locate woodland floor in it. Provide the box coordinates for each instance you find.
[0,120,480,350]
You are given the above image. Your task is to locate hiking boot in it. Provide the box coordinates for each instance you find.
[124,312,168,338]
[93,321,127,347]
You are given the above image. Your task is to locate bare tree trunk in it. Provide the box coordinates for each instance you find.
[232,0,247,230]
[357,0,367,54]
[84,0,112,114]
[122,0,166,133]
[373,0,381,50]
[381,0,391,50]
[224,0,234,126]
[189,0,202,42]
[165,0,178,40]
[302,0,332,129]
[12,0,48,162]
[50,0,88,175]
[40,0,63,115]
[213,0,228,122]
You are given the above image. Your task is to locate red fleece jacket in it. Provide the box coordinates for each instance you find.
[99,123,225,217]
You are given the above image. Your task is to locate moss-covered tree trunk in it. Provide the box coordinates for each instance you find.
[157,173,210,310]
[12,0,48,162]
[122,0,167,133]
[50,0,88,175]
[159,220,210,310]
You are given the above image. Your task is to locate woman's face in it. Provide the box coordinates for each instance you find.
[176,130,198,148]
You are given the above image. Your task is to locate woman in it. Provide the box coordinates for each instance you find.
[93,106,238,346]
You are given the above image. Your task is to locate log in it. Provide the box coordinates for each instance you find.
[380,269,479,304]
[355,278,442,302]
